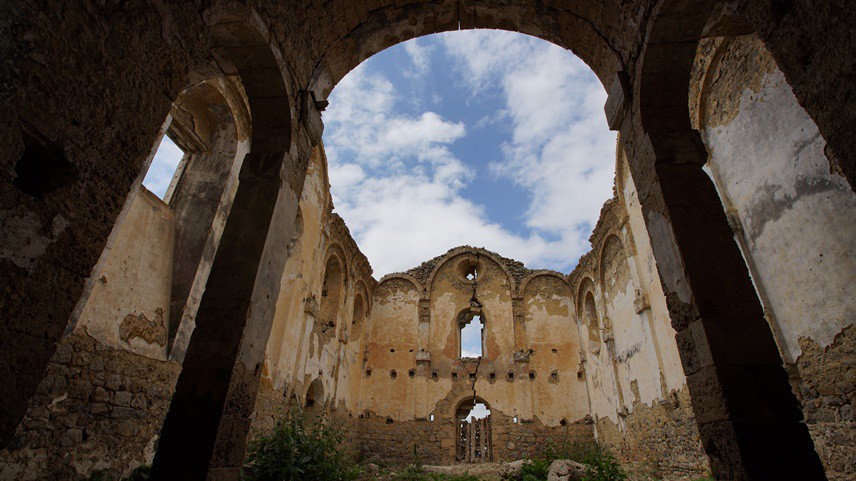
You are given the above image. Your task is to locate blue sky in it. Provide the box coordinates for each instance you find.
[143,30,617,278]
[324,30,616,276]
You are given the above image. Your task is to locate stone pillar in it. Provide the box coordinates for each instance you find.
[627,133,826,480]
[150,146,304,481]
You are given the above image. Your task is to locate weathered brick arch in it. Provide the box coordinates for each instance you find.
[302,0,632,99]
[376,272,424,295]
[323,243,351,288]
[575,277,601,345]
[515,270,571,300]
[150,6,301,479]
[597,234,631,294]
[350,279,371,342]
[628,1,828,478]
[425,247,517,297]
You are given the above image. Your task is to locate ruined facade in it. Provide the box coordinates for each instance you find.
[1,1,854,480]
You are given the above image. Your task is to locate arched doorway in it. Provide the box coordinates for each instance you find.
[455,398,492,463]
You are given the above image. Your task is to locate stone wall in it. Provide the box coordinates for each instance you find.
[595,387,707,479]
[0,332,180,480]
[691,34,856,478]
[354,409,593,465]
[788,326,855,480]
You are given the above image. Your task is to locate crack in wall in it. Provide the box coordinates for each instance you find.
[470,356,482,405]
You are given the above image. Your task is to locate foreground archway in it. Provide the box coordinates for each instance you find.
[0,2,852,480]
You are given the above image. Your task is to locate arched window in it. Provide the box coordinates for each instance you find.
[583,292,601,352]
[319,255,344,330]
[350,293,366,341]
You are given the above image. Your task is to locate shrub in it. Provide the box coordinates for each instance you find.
[582,448,626,481]
[245,409,361,481]
[521,459,550,481]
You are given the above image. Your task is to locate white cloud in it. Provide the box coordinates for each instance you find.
[404,39,433,77]
[441,30,616,262]
[324,32,615,277]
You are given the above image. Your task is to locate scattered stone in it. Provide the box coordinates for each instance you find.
[547,459,586,481]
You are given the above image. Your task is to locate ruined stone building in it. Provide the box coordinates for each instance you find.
[0,2,853,481]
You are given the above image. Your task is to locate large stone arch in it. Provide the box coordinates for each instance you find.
[150,7,303,480]
[625,1,829,478]
[301,0,632,99]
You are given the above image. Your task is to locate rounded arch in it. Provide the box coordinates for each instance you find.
[598,233,630,293]
[306,2,627,99]
[451,395,491,420]
[304,378,325,415]
[350,279,370,342]
[152,7,297,478]
[376,272,423,294]
[323,243,351,287]
[576,277,601,348]
[517,270,571,298]
[425,247,516,296]
[320,248,347,329]
[204,4,295,155]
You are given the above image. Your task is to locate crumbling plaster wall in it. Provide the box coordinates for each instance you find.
[75,189,174,359]
[0,74,254,479]
[692,34,856,479]
[0,189,181,480]
[252,143,376,436]
[354,249,592,463]
[568,161,709,478]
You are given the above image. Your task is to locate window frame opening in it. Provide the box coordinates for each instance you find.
[458,311,485,359]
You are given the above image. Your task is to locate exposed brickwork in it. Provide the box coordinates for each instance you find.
[789,326,856,480]
[595,387,708,479]
[0,332,180,480]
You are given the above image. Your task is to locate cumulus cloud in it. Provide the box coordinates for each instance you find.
[324,31,615,277]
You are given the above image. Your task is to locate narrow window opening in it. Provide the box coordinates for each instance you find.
[452,372,458,379]
[560,418,568,426]
[365,368,372,377]
[408,369,416,378]
[529,371,536,380]
[429,414,435,422]
[142,134,185,200]
[459,314,484,358]
[507,371,514,381]
[431,370,439,380]
[513,416,519,424]
[390,370,397,380]
[489,372,496,381]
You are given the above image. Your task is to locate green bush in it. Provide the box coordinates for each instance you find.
[521,459,550,481]
[582,448,626,481]
[244,409,361,481]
